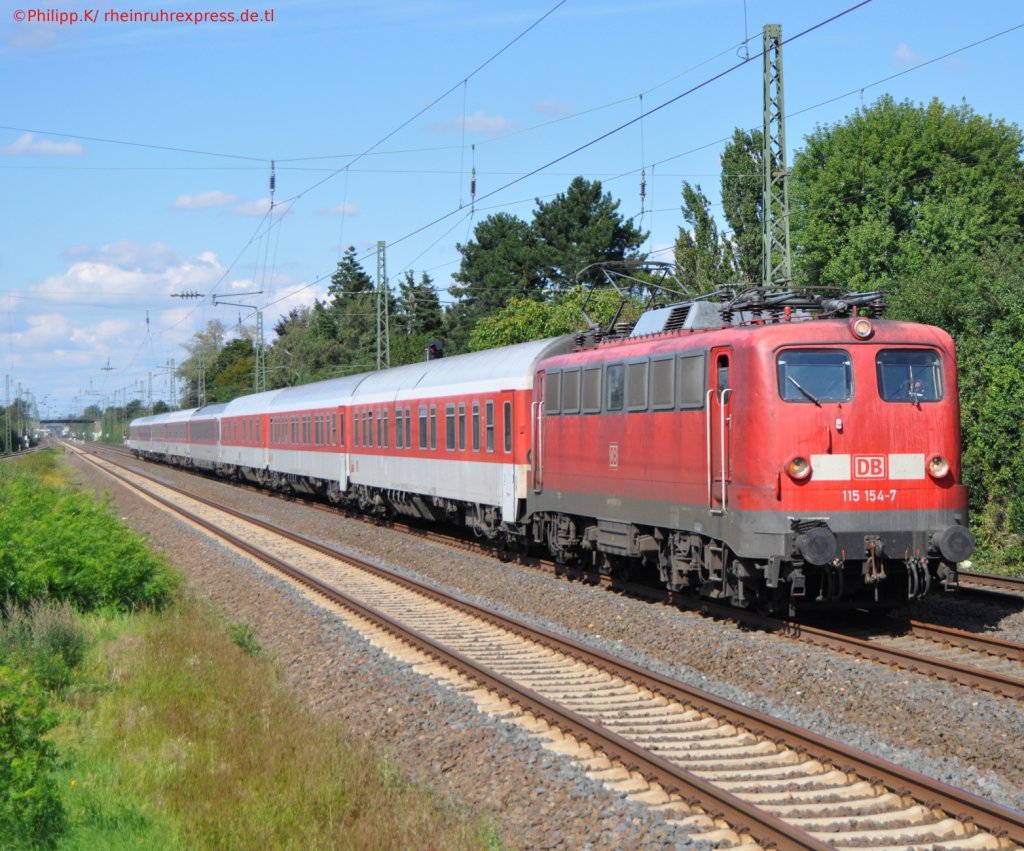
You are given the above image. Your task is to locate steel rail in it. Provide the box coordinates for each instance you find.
[80,447,1024,846]
[78,449,829,851]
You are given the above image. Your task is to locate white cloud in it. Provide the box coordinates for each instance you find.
[172,190,240,210]
[33,241,227,305]
[892,42,924,65]
[235,197,292,216]
[429,111,518,136]
[6,28,58,49]
[331,201,358,216]
[0,132,84,156]
[532,97,571,115]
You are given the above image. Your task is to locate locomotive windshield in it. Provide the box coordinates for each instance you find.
[777,349,853,404]
[876,349,944,402]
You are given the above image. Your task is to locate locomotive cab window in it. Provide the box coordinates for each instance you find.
[777,349,853,404]
[876,349,943,402]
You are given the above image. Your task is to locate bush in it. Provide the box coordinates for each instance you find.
[1,602,88,693]
[0,665,66,849]
[0,466,178,612]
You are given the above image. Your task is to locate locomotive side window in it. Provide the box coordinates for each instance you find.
[777,349,853,403]
[626,361,648,412]
[876,350,943,402]
[606,364,625,411]
[562,369,581,414]
[582,367,601,414]
[651,357,674,410]
[545,371,561,415]
[678,352,707,408]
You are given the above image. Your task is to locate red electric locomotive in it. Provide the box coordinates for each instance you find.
[129,287,972,615]
[527,290,973,613]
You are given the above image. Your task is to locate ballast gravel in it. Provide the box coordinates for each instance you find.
[67,450,1024,848]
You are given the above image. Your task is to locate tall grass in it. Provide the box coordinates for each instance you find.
[61,594,492,850]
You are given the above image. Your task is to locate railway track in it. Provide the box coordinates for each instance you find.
[960,571,1024,598]
[73,444,1024,849]
[88,443,1024,701]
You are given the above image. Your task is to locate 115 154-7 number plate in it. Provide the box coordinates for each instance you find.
[842,488,897,503]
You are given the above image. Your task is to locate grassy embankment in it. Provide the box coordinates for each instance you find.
[1,450,499,850]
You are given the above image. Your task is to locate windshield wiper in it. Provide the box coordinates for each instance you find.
[787,375,822,406]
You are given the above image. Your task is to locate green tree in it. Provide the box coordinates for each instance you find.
[207,337,256,402]
[531,177,648,291]
[177,320,227,407]
[326,247,383,374]
[392,271,444,366]
[791,95,1024,291]
[674,182,736,293]
[468,287,642,351]
[720,127,763,283]
[448,213,544,351]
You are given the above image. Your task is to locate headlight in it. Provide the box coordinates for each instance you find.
[850,317,874,339]
[927,455,950,479]
[786,456,811,480]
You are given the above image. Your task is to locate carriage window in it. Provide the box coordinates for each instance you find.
[404,407,411,449]
[582,367,601,413]
[877,349,943,402]
[777,349,853,403]
[395,408,404,448]
[545,371,561,415]
[651,358,674,409]
[472,402,480,451]
[485,401,495,452]
[430,404,437,450]
[606,364,625,411]
[458,403,466,450]
[503,401,512,453]
[562,369,581,414]
[291,416,299,444]
[446,403,456,451]
[382,408,389,448]
[338,413,344,446]
[419,405,427,449]
[626,361,648,411]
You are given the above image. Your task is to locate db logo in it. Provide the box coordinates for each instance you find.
[854,455,886,479]
[609,442,619,470]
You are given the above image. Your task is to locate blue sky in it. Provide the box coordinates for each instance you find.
[1,0,1021,417]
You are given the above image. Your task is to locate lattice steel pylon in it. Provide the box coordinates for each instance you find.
[762,23,792,287]
[254,310,266,393]
[376,240,391,370]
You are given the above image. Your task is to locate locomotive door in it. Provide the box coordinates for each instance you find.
[532,370,545,492]
[707,348,732,513]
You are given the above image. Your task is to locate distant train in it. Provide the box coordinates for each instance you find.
[129,289,974,614]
